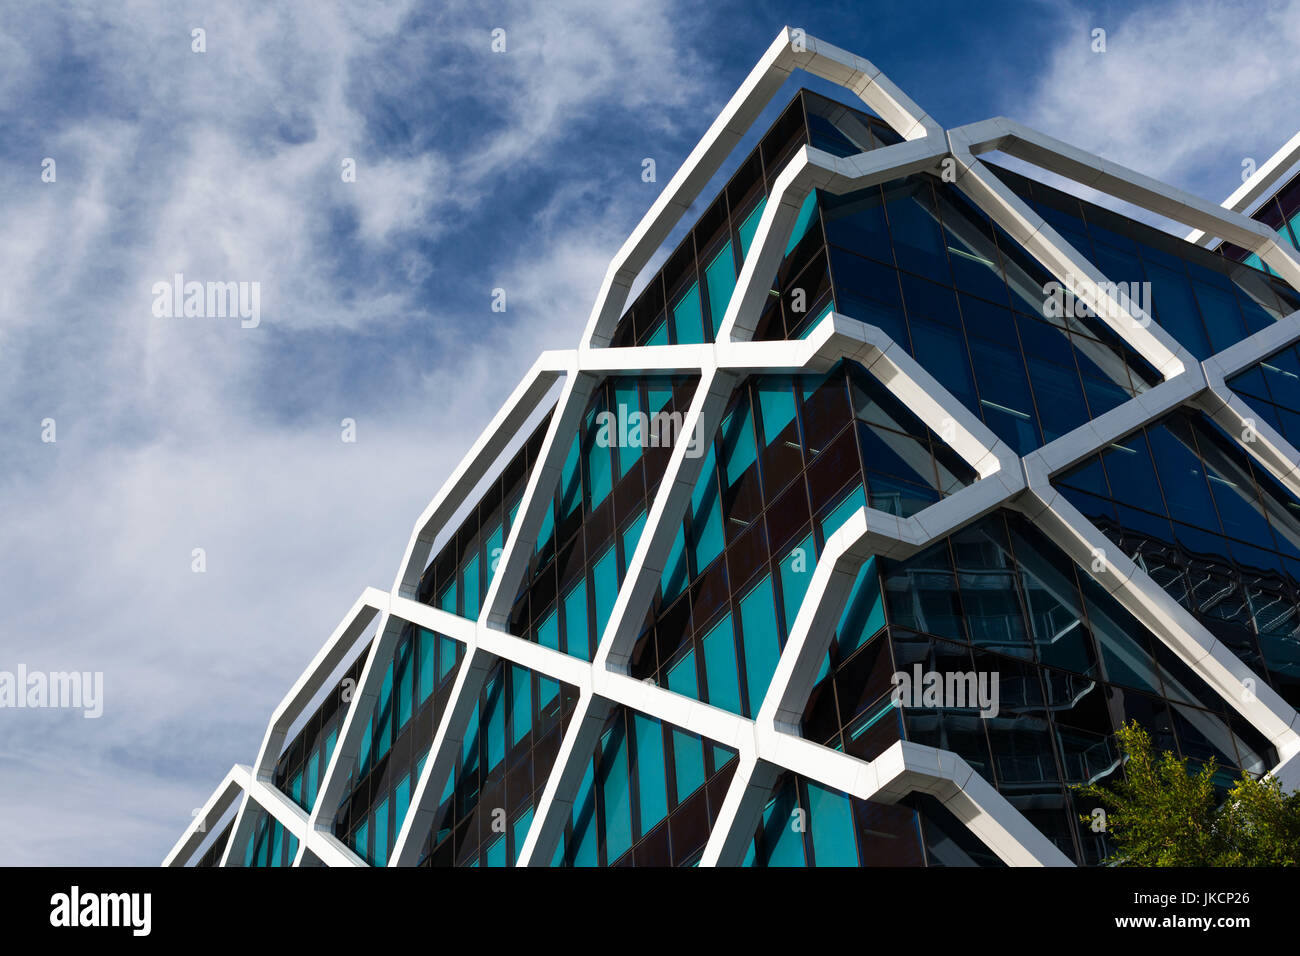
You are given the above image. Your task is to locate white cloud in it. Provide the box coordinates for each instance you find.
[1013,0,1300,200]
[0,0,712,864]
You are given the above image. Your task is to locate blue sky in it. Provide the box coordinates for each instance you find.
[1,0,1298,865]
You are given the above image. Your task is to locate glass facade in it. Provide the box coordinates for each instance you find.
[743,771,1003,867]
[273,651,367,814]
[628,361,974,718]
[1057,408,1300,712]
[230,800,299,868]
[414,661,579,867]
[187,82,1300,868]
[507,375,698,660]
[1219,169,1300,274]
[333,624,466,866]
[606,91,900,350]
[797,507,1277,864]
[553,705,739,867]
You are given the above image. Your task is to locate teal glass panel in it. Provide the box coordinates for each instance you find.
[511,665,532,747]
[633,714,669,832]
[806,780,858,865]
[602,728,634,862]
[689,449,725,570]
[512,806,534,864]
[537,607,559,651]
[563,580,590,660]
[287,833,298,863]
[592,546,618,646]
[486,834,506,868]
[616,384,642,477]
[571,759,598,866]
[373,798,389,867]
[835,558,885,658]
[418,628,435,702]
[645,317,669,346]
[438,635,457,680]
[786,191,818,254]
[701,614,742,714]
[485,673,505,771]
[439,580,457,615]
[486,523,503,586]
[306,753,319,809]
[463,555,481,620]
[666,648,698,699]
[646,384,672,414]
[721,401,758,487]
[661,525,689,602]
[355,821,368,863]
[671,728,706,801]
[394,774,410,839]
[270,822,283,868]
[291,770,302,805]
[758,378,797,444]
[672,283,706,344]
[621,509,647,570]
[539,674,559,710]
[778,533,817,633]
[739,575,781,716]
[536,503,556,555]
[762,797,805,867]
[560,435,583,517]
[704,242,737,331]
[739,198,768,259]
[819,484,865,541]
[324,727,337,765]
[587,415,613,509]
[397,644,413,730]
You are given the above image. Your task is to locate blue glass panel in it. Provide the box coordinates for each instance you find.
[418,628,435,702]
[560,434,583,517]
[485,673,505,772]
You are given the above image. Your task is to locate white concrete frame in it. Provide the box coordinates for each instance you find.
[166,27,1300,868]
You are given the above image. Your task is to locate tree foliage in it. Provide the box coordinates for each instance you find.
[1074,721,1300,866]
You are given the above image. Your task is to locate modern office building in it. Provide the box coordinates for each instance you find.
[167,28,1300,868]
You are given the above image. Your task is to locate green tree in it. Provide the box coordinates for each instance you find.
[1075,720,1300,866]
